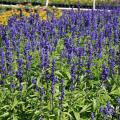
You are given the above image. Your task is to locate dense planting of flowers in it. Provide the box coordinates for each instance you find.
[0,7,120,119]
[0,7,62,25]
[0,9,30,25]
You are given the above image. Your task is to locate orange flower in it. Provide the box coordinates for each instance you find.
[18,4,23,8]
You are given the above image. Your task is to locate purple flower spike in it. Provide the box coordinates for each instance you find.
[116,98,120,105]
[91,112,94,120]
[32,78,37,84]
[101,64,109,81]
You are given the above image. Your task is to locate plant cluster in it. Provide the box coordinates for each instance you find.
[0,6,62,25]
[0,7,120,120]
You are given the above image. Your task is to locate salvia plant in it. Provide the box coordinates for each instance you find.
[0,5,120,120]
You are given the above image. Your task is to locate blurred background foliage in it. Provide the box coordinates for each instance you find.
[0,0,119,6]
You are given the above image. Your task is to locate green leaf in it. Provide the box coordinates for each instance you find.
[92,99,97,111]
[111,84,117,91]
[80,75,85,81]
[110,87,120,96]
[0,105,9,110]
[34,110,40,116]
[11,97,18,110]
[63,71,71,80]
[26,109,33,114]
[29,92,39,97]
[62,112,72,119]
[80,104,91,113]
[18,101,25,105]
[13,114,18,120]
[55,70,64,78]
[73,111,80,120]
[0,112,9,118]
[98,91,111,104]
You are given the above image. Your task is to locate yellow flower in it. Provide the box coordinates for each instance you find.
[0,7,62,25]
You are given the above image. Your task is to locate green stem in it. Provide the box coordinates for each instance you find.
[51,93,54,114]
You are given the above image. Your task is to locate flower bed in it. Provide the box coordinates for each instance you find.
[0,7,120,120]
[0,6,62,25]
